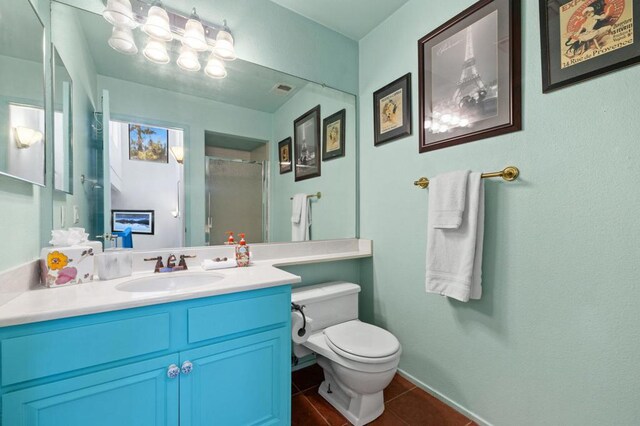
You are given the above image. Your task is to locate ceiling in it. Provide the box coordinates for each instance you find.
[268,0,409,40]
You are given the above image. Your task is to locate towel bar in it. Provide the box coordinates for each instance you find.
[290,192,322,200]
[414,166,519,189]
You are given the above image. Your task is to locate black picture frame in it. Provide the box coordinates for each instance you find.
[540,0,640,93]
[322,109,346,161]
[128,123,169,163]
[111,209,155,235]
[373,73,412,146]
[293,105,321,182]
[418,0,521,153]
[278,137,292,174]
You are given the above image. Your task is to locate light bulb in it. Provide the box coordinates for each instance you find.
[108,25,138,55]
[143,39,170,64]
[103,0,136,29]
[177,46,201,72]
[205,54,227,79]
[182,18,208,52]
[143,4,172,42]
[213,29,236,60]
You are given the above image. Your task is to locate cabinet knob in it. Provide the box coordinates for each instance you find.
[167,364,180,379]
[181,361,193,375]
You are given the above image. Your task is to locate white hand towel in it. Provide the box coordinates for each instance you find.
[291,194,311,242]
[291,193,305,224]
[426,172,484,302]
[429,170,470,229]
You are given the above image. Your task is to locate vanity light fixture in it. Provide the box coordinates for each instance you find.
[13,126,43,149]
[143,39,170,64]
[182,9,208,52]
[142,1,172,42]
[103,0,237,79]
[205,55,227,79]
[170,146,184,164]
[103,0,137,29]
[213,26,236,61]
[108,25,138,55]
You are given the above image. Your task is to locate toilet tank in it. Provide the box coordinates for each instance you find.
[291,281,360,332]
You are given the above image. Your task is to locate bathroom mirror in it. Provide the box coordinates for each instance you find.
[50,1,357,249]
[0,0,46,187]
[53,49,74,194]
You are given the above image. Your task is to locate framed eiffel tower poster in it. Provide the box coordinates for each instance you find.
[418,0,522,153]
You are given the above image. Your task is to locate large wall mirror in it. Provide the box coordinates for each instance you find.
[50,0,357,250]
[0,1,46,186]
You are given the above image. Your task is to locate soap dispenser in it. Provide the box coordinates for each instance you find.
[235,233,250,267]
[224,231,235,245]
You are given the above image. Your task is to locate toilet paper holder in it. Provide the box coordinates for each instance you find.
[291,303,307,337]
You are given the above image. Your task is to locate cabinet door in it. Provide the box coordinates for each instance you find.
[180,328,290,426]
[3,355,179,426]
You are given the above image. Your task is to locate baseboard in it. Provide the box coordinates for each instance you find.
[397,368,493,426]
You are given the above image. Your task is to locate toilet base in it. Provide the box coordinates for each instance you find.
[318,372,384,426]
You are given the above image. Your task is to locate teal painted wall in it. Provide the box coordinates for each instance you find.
[270,84,357,242]
[51,1,99,239]
[358,1,640,425]
[97,75,273,247]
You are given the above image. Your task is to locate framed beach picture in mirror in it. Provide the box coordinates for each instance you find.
[111,210,155,235]
[294,105,321,181]
[418,0,521,152]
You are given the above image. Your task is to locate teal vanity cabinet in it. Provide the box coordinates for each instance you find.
[0,285,291,426]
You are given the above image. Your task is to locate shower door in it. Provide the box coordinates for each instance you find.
[205,157,267,245]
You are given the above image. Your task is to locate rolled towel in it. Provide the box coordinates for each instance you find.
[201,259,237,270]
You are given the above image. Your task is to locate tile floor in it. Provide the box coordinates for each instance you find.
[291,364,477,426]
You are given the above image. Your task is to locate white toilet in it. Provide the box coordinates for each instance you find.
[292,282,401,426]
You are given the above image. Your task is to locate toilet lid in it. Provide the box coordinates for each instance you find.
[324,320,400,359]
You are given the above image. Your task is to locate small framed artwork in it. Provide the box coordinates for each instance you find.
[129,123,169,163]
[278,137,292,174]
[322,109,346,161]
[418,0,521,152]
[294,105,321,182]
[540,0,640,93]
[373,73,412,146]
[111,210,155,235]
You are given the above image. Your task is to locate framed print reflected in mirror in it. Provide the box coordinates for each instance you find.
[418,0,521,152]
[294,105,321,182]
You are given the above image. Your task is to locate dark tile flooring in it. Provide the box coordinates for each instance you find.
[291,364,477,426]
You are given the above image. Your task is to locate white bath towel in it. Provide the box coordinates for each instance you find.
[426,172,484,302]
[291,194,311,241]
[429,170,470,229]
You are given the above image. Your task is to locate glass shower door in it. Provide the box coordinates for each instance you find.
[205,157,266,245]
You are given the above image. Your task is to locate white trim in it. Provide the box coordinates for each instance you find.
[397,368,493,426]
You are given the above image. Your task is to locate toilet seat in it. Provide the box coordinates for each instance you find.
[324,320,401,364]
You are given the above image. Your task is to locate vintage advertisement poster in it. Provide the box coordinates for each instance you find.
[379,89,404,134]
[560,0,634,69]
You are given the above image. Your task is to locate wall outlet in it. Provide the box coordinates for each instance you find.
[73,205,80,224]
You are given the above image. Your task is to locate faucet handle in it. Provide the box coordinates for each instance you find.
[144,256,164,273]
[178,254,197,270]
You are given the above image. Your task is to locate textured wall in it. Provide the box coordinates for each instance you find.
[358,1,640,425]
[270,83,357,242]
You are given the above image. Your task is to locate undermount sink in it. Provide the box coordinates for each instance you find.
[116,273,224,293]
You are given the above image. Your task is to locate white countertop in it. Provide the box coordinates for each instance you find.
[0,239,372,327]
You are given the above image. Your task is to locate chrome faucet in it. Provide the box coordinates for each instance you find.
[166,254,177,269]
[145,254,197,273]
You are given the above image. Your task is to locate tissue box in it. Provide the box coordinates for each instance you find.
[95,250,133,280]
[40,245,95,287]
